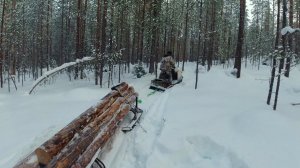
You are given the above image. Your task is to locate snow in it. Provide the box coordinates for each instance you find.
[281,26,300,35]
[1,62,300,168]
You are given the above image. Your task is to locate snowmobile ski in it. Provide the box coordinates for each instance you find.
[149,78,182,92]
[149,79,172,92]
[149,84,168,92]
[122,108,143,132]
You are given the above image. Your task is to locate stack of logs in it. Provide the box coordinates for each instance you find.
[14,82,139,168]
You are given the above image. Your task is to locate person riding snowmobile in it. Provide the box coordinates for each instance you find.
[159,51,176,83]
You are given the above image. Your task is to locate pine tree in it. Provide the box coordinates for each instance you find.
[234,0,246,78]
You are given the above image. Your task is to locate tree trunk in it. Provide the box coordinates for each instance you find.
[100,0,108,87]
[163,0,169,55]
[139,0,146,62]
[274,0,287,110]
[95,0,101,85]
[208,0,216,71]
[75,0,82,79]
[195,0,203,89]
[233,0,246,78]
[46,0,52,71]
[267,0,281,105]
[202,7,209,67]
[60,0,65,66]
[149,0,161,74]
[0,0,6,88]
[182,0,189,71]
[285,0,293,77]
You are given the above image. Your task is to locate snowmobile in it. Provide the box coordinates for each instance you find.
[149,68,183,92]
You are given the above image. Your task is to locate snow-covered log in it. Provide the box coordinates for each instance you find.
[28,57,94,94]
[281,26,300,35]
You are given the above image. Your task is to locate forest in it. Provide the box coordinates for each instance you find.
[0,0,299,94]
[1,0,300,167]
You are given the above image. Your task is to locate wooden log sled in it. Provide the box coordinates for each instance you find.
[35,84,129,166]
[71,104,131,168]
[14,82,143,168]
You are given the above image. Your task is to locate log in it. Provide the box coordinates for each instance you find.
[71,104,131,168]
[111,83,138,100]
[116,83,130,94]
[122,86,135,99]
[47,97,128,168]
[40,87,134,167]
[28,57,95,94]
[72,93,138,168]
[35,89,124,165]
[100,90,120,101]
[122,87,135,100]
[111,82,128,93]
[34,107,95,166]
[128,93,139,105]
[14,153,39,168]
[15,82,138,168]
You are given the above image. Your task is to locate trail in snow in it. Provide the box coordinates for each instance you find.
[103,74,250,168]
[101,63,300,168]
[146,135,249,168]
[131,91,169,168]
[102,85,170,168]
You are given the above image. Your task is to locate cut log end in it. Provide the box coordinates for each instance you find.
[35,148,52,166]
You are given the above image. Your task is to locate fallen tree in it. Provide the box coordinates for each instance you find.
[29,57,94,94]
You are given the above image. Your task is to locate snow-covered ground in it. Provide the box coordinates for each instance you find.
[1,62,300,168]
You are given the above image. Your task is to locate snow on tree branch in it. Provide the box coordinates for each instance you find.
[281,26,300,35]
[29,57,95,94]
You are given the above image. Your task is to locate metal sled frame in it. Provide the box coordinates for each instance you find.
[92,158,106,168]
[111,84,144,132]
[122,97,143,132]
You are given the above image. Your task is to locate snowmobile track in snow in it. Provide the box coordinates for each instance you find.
[102,89,171,168]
